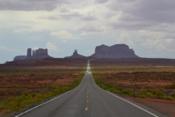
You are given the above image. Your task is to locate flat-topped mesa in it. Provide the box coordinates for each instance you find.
[91,44,139,59]
[14,48,50,61]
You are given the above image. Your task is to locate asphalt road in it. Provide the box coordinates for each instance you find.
[15,63,165,117]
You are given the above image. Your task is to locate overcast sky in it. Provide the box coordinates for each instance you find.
[0,0,175,63]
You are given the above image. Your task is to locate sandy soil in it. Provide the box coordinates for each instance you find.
[127,97,175,117]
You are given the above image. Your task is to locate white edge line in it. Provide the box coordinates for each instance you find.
[15,90,73,117]
[89,62,159,117]
[105,90,159,117]
[16,62,90,117]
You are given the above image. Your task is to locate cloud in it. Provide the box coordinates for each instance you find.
[46,42,58,51]
[0,0,106,11]
[130,0,175,23]
[47,12,97,21]
[50,31,73,39]
[109,0,175,30]
[0,46,16,52]
[78,25,105,36]
[0,0,68,11]
[1,0,174,37]
[95,0,109,4]
[0,0,175,63]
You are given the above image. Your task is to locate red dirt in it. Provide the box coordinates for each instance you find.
[127,97,175,117]
[0,66,84,117]
[101,72,175,90]
[0,109,9,117]
[95,70,175,116]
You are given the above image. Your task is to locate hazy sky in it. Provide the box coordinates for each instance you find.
[0,0,175,63]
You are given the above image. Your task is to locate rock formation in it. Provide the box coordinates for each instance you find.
[65,50,86,59]
[91,44,139,59]
[14,48,50,61]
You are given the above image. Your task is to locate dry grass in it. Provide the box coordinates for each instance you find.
[0,66,85,116]
[92,65,175,100]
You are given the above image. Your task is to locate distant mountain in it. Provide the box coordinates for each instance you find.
[3,44,175,66]
[91,44,139,59]
[65,50,87,59]
[65,44,138,59]
[14,48,51,61]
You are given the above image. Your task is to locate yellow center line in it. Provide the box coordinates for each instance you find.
[85,93,89,111]
[85,107,88,111]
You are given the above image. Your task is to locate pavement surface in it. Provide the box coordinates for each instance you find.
[15,63,166,117]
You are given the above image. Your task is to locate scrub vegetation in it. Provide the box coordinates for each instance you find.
[92,65,175,100]
[0,66,85,117]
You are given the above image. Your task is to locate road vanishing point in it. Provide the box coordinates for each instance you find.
[15,62,165,117]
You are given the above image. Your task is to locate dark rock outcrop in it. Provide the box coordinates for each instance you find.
[14,48,51,61]
[13,44,139,62]
[14,55,27,61]
[65,50,87,59]
[91,44,139,59]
